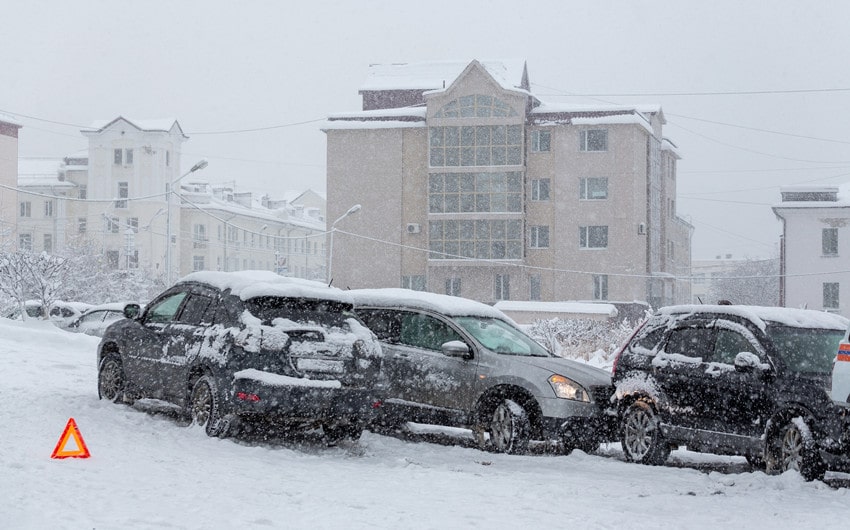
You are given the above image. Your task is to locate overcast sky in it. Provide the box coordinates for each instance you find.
[3,0,849,260]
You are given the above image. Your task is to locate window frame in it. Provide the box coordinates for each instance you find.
[579,225,609,249]
[531,178,550,201]
[529,225,550,249]
[531,130,551,152]
[580,129,608,152]
[579,177,608,200]
[823,227,838,256]
[824,282,840,310]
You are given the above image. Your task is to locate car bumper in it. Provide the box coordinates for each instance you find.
[537,396,617,446]
[230,375,382,424]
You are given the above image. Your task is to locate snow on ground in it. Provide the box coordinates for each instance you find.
[3,318,849,529]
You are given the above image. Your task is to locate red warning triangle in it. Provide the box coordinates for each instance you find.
[51,417,91,459]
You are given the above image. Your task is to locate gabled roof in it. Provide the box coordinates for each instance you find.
[81,116,187,138]
[360,59,528,93]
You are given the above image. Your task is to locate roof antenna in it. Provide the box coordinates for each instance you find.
[327,277,333,288]
[442,80,445,88]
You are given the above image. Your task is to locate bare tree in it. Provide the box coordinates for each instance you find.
[707,258,780,307]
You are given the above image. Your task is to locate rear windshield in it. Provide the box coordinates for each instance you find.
[454,316,551,357]
[766,325,844,374]
[245,297,356,328]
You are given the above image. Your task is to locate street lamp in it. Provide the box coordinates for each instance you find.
[327,203,361,285]
[165,159,208,284]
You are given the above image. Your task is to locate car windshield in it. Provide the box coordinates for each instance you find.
[454,316,551,357]
[245,296,356,329]
[766,325,844,374]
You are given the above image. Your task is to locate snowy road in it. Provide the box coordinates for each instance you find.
[3,318,849,529]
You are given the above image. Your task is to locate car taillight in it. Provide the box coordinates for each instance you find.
[612,321,646,376]
[236,392,261,402]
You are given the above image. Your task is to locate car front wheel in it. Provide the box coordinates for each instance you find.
[98,356,126,403]
[765,418,825,481]
[621,398,670,465]
[488,399,531,455]
[190,376,227,437]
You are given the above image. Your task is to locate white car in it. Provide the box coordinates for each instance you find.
[832,329,850,404]
[67,303,130,337]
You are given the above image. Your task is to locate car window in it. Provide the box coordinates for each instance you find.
[767,325,844,374]
[713,329,757,365]
[664,326,715,359]
[357,309,401,342]
[631,327,666,354]
[399,312,463,351]
[82,311,106,324]
[145,292,188,324]
[176,293,214,325]
[454,316,550,357]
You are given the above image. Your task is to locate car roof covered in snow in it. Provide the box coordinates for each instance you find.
[178,271,354,305]
[349,288,509,320]
[658,304,849,331]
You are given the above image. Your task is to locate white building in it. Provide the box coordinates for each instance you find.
[0,115,22,248]
[773,185,850,315]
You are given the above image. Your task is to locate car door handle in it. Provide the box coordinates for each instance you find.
[394,352,410,359]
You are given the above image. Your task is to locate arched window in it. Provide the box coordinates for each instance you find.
[434,95,518,118]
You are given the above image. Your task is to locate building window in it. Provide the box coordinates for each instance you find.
[44,200,54,217]
[531,130,551,152]
[106,216,120,234]
[19,234,32,251]
[193,256,205,272]
[579,177,608,200]
[115,182,128,208]
[531,179,550,201]
[78,185,87,199]
[19,201,31,217]
[193,224,207,248]
[124,148,134,165]
[824,282,840,309]
[429,125,523,167]
[127,217,138,233]
[580,226,609,249]
[166,150,171,166]
[434,94,519,118]
[114,149,122,165]
[106,250,120,269]
[668,240,675,260]
[429,172,522,213]
[128,250,139,269]
[446,278,462,296]
[494,274,510,301]
[529,275,541,301]
[580,129,608,152]
[78,218,87,233]
[429,219,523,260]
[43,234,52,253]
[402,275,426,291]
[593,275,609,300]
[823,228,838,256]
[529,226,550,248]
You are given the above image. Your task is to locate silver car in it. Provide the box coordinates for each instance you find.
[351,288,614,454]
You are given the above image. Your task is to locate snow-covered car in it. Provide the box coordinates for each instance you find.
[67,303,129,337]
[351,288,615,454]
[48,301,93,329]
[831,328,850,405]
[2,300,44,320]
[96,271,383,441]
[612,304,850,481]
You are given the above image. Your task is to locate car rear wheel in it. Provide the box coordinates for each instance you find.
[765,418,825,481]
[621,398,670,465]
[488,399,530,455]
[98,356,126,403]
[190,376,227,437]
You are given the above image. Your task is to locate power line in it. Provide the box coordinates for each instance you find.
[532,85,850,97]
[668,113,850,145]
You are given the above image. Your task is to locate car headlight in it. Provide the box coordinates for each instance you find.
[548,374,590,402]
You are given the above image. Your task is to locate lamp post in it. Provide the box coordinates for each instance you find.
[165,159,208,284]
[327,203,361,285]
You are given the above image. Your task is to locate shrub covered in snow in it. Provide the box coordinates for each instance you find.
[525,316,646,369]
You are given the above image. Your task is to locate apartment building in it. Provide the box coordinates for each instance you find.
[0,116,22,247]
[324,60,692,305]
[773,185,850,315]
[15,116,325,281]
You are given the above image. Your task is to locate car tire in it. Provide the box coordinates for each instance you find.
[190,376,227,438]
[621,398,670,465]
[98,355,127,404]
[323,423,364,445]
[488,399,531,455]
[765,417,825,481]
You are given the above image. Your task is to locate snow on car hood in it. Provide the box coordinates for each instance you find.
[512,355,611,387]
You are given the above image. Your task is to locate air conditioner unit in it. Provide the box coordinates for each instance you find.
[638,222,646,235]
[406,223,421,234]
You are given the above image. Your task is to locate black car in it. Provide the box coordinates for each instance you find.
[612,304,850,480]
[96,271,383,441]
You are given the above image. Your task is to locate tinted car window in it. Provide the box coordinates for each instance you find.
[245,296,354,328]
[713,329,757,365]
[357,309,401,342]
[176,294,214,325]
[767,325,844,374]
[664,327,715,358]
[632,327,666,354]
[399,312,463,351]
[146,292,188,323]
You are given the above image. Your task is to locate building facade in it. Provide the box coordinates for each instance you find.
[14,116,326,282]
[0,116,22,248]
[324,60,692,305]
[773,185,850,315]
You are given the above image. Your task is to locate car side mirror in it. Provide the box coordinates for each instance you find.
[123,303,142,320]
[734,351,765,372]
[442,340,471,358]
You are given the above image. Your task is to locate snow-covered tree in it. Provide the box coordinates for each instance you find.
[707,258,780,306]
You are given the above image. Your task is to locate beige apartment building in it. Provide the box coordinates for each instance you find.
[324,60,692,306]
[0,116,22,248]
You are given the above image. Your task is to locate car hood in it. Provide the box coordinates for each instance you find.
[511,356,611,386]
